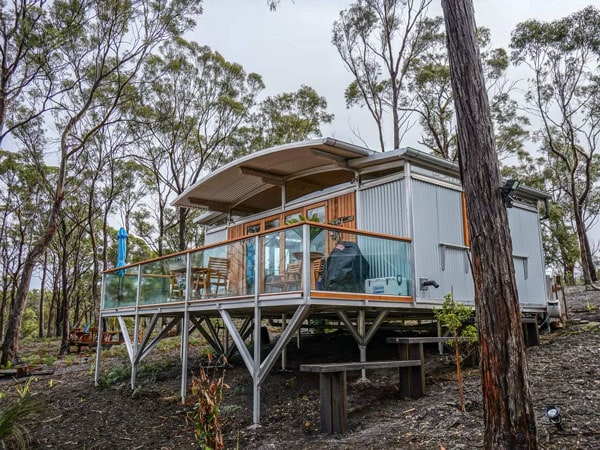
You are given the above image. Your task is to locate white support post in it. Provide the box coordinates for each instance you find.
[94,273,107,386]
[358,309,367,380]
[181,251,191,403]
[280,313,287,370]
[302,224,311,301]
[252,234,262,426]
[131,268,142,390]
[252,305,261,426]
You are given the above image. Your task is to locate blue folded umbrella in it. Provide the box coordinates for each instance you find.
[116,227,128,277]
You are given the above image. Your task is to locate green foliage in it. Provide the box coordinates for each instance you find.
[0,378,43,449]
[99,364,130,388]
[510,6,600,284]
[228,85,334,160]
[434,293,477,342]
[21,353,56,367]
[405,15,528,161]
[156,336,183,352]
[20,308,39,339]
[434,293,477,413]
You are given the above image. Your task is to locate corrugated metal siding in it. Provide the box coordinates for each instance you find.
[357,179,405,236]
[412,180,473,302]
[508,207,547,306]
[357,180,409,292]
[205,228,227,245]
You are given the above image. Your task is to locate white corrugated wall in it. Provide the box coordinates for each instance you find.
[508,206,548,307]
[411,180,473,302]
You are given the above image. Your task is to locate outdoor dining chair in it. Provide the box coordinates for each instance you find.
[195,257,230,298]
[265,262,302,292]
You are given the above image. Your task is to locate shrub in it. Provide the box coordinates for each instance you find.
[188,354,229,450]
[434,292,478,413]
[0,378,43,449]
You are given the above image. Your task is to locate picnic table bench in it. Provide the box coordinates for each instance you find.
[386,336,457,399]
[68,328,123,353]
[300,359,421,434]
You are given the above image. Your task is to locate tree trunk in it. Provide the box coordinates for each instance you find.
[47,257,59,337]
[0,194,63,366]
[38,250,48,339]
[441,1,537,448]
[58,220,70,355]
[582,224,597,283]
[572,201,593,285]
[179,206,187,252]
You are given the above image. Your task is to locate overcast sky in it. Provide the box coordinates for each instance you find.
[190,1,595,151]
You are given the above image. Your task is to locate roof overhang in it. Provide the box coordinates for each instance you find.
[175,139,550,225]
[173,138,374,220]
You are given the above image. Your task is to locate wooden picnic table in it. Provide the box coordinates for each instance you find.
[68,328,123,353]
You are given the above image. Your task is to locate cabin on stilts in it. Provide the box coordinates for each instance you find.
[95,138,552,424]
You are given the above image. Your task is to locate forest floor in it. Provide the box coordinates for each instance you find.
[1,287,600,449]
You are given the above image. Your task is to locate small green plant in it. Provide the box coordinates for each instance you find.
[434,292,478,413]
[21,353,56,367]
[285,376,298,389]
[188,354,229,450]
[0,377,43,449]
[15,377,37,399]
[99,364,129,387]
[586,299,597,312]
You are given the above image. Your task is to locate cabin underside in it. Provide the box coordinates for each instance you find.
[95,285,543,425]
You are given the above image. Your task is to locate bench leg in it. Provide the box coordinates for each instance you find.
[398,343,424,399]
[522,321,539,347]
[319,372,347,434]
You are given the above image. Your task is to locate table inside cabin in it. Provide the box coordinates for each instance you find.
[171,267,209,298]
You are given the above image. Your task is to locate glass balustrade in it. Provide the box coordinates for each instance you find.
[101,224,412,309]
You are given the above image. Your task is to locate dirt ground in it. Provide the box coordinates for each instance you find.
[2,287,600,449]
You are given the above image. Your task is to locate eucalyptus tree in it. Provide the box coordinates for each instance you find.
[511,6,600,285]
[1,0,202,366]
[404,18,529,161]
[52,201,93,343]
[72,124,137,322]
[0,148,50,339]
[252,85,334,148]
[503,154,580,284]
[0,0,54,146]
[442,0,537,446]
[332,0,433,151]
[228,85,335,159]
[130,38,264,253]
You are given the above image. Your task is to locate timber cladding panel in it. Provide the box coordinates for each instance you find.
[326,192,356,228]
[326,192,357,245]
[228,223,245,240]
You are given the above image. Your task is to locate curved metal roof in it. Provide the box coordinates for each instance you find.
[173,138,374,216]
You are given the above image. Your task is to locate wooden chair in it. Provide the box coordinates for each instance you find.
[283,262,302,290]
[266,262,303,292]
[196,257,230,298]
[312,257,323,288]
[169,273,185,299]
